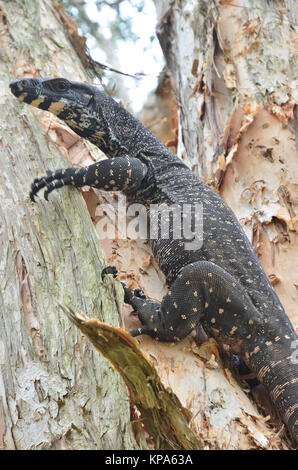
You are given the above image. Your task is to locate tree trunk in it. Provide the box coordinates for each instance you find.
[0,0,137,450]
[155,0,298,326]
[1,0,296,451]
[147,0,297,448]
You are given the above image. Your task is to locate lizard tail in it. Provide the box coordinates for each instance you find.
[249,339,298,447]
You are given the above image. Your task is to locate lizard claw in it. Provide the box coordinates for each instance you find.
[121,281,134,303]
[134,288,146,299]
[30,191,37,203]
[101,265,118,281]
[30,180,38,202]
[129,326,151,337]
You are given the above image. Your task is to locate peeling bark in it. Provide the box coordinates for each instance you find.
[155,0,298,327]
[0,0,296,451]
[63,307,204,450]
[149,0,297,448]
[0,0,138,450]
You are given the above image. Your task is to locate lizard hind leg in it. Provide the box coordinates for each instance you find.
[101,265,118,280]
[126,260,263,343]
[126,264,206,342]
[121,283,163,339]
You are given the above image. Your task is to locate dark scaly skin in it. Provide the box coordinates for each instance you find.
[10,78,298,445]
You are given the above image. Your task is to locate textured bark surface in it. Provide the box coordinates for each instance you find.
[147,0,297,449]
[0,0,137,450]
[73,1,292,449]
[155,0,298,326]
[64,308,204,450]
[1,0,296,451]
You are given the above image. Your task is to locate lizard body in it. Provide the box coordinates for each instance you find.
[10,78,298,445]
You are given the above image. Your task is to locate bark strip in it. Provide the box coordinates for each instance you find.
[62,307,204,450]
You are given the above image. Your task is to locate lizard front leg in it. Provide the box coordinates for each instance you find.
[30,156,148,201]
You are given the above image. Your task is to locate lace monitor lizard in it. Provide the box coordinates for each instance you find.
[10,77,298,446]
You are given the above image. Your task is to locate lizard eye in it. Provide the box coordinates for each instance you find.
[46,79,70,92]
[56,81,69,91]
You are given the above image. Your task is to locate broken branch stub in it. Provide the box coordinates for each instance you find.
[61,306,204,450]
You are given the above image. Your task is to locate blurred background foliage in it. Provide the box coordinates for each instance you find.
[57,0,163,110]
[59,0,146,47]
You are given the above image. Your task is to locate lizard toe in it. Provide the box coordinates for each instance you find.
[101,265,118,281]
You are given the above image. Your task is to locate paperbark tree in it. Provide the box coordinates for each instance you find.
[83,0,296,450]
[0,0,137,450]
[145,0,297,448]
[154,0,297,326]
[0,0,296,451]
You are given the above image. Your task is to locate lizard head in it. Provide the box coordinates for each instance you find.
[9,77,99,135]
[10,76,163,159]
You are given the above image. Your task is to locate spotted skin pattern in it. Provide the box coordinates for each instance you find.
[30,156,147,201]
[10,78,298,445]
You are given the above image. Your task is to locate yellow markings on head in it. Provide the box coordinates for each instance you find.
[18,93,28,102]
[48,101,66,115]
[30,97,45,108]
